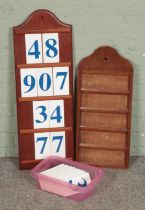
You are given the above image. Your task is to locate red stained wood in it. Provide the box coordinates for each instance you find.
[13,10,74,169]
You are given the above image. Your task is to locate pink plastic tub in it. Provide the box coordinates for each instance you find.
[31,156,104,201]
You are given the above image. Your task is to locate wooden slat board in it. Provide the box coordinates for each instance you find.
[76,46,133,169]
[13,10,74,169]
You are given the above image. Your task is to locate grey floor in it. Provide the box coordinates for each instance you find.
[0,157,145,210]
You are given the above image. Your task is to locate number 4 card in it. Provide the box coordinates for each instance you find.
[25,34,43,64]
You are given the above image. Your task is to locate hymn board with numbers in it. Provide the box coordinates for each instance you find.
[13,10,74,169]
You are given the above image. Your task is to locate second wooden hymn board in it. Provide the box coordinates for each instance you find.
[13,10,74,169]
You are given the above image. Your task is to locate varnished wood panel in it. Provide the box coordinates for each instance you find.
[82,93,128,110]
[82,74,129,91]
[81,112,127,130]
[80,131,126,149]
[76,46,133,168]
[13,10,74,169]
[80,148,125,167]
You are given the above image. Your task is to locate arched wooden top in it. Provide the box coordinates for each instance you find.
[13,9,71,34]
[78,46,133,74]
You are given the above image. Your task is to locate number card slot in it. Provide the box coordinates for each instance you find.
[53,67,69,95]
[25,34,42,64]
[34,131,65,160]
[20,133,35,160]
[20,68,37,97]
[42,33,59,63]
[37,67,53,96]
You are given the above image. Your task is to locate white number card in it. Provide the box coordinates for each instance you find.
[53,66,69,95]
[33,100,64,129]
[25,33,59,64]
[50,131,65,157]
[20,67,69,97]
[42,33,59,63]
[34,131,65,159]
[34,132,50,159]
[20,68,37,97]
[37,67,53,96]
[25,34,43,64]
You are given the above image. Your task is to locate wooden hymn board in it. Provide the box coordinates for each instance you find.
[13,10,74,169]
[76,46,133,169]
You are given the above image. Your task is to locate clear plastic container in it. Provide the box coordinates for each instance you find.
[31,156,104,201]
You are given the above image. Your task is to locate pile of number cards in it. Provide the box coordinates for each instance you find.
[40,164,91,187]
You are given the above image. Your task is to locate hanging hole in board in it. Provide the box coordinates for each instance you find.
[104,57,108,61]
[40,15,44,19]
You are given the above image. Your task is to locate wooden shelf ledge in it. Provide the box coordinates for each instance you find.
[80,107,129,114]
[78,160,127,169]
[79,126,128,133]
[15,28,71,35]
[80,88,130,95]
[17,62,71,69]
[20,127,72,134]
[21,159,41,165]
[79,143,127,151]
[19,95,72,102]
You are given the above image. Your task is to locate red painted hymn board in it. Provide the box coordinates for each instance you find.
[13,10,74,169]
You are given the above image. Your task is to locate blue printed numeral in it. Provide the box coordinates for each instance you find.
[45,39,58,58]
[43,33,59,63]
[23,75,35,93]
[28,40,40,59]
[35,106,47,124]
[25,33,59,64]
[22,72,51,94]
[56,72,67,90]
[50,106,62,123]
[52,136,63,152]
[36,137,48,154]
[69,178,87,187]
[34,131,65,159]
[33,100,64,129]
[39,73,51,91]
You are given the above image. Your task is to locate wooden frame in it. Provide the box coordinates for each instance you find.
[13,10,74,169]
[76,46,133,169]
